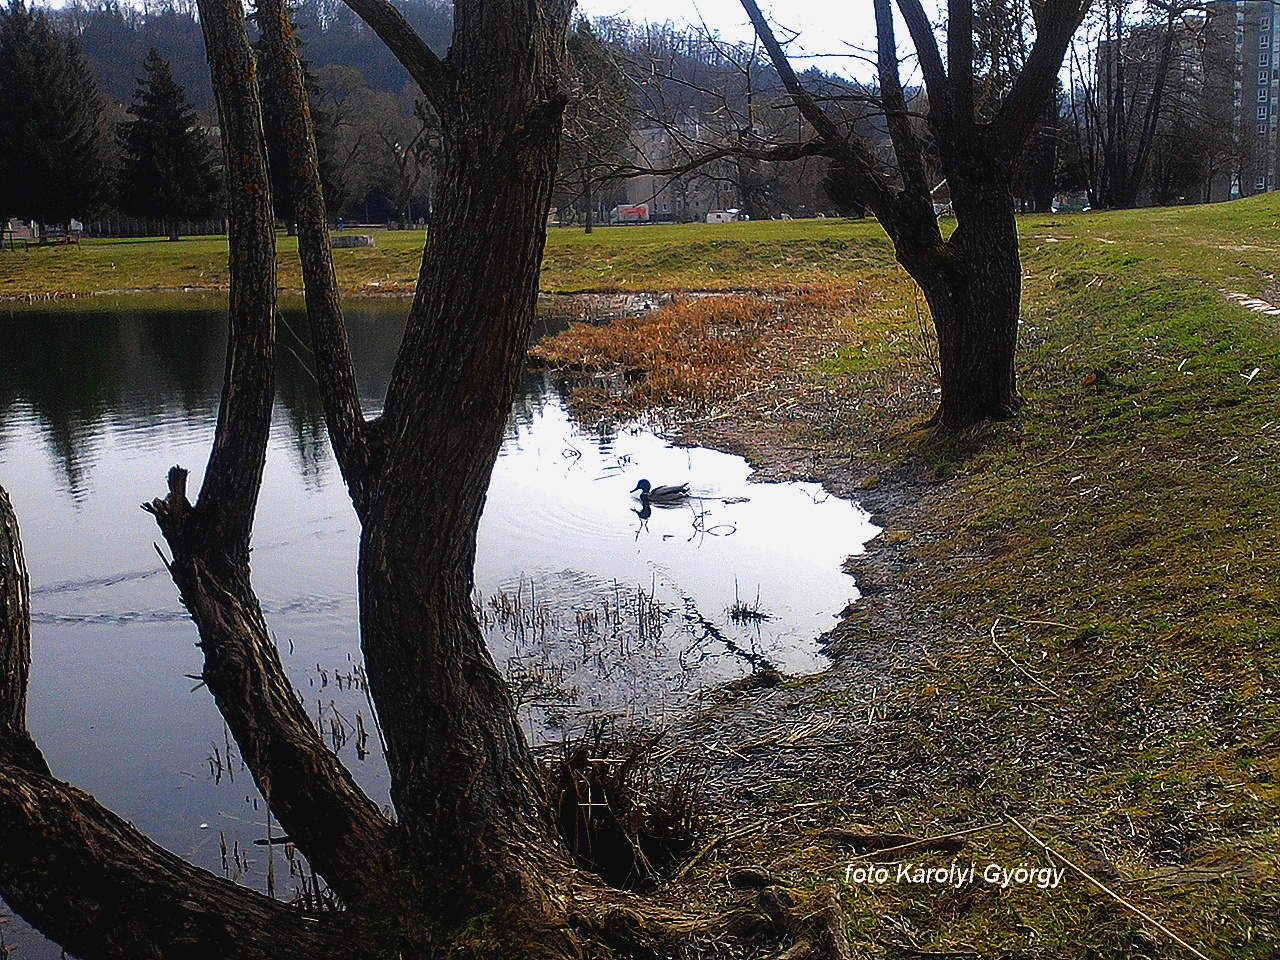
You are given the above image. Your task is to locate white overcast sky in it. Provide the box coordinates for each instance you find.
[574,0,918,79]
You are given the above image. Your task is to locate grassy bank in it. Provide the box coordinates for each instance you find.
[0,219,903,301]
[2,203,1275,303]
[535,194,1280,958]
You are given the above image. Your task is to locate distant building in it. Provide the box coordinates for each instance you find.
[624,124,738,223]
[705,209,744,223]
[1087,1,1277,202]
[1228,0,1279,196]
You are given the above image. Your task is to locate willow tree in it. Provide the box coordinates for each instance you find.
[739,0,1090,428]
[0,0,843,955]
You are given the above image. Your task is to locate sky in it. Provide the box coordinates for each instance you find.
[574,0,931,80]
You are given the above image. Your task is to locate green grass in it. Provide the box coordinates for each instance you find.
[2,200,1275,301]
[0,219,903,300]
[0,231,430,300]
[810,193,1280,958]
[539,218,899,291]
[525,194,1280,958]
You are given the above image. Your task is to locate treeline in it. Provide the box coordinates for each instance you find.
[1,0,1252,240]
[0,0,454,232]
[53,0,876,229]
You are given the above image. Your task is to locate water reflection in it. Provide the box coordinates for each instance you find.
[0,298,876,957]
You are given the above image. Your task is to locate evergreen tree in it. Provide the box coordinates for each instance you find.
[0,0,107,228]
[117,47,221,240]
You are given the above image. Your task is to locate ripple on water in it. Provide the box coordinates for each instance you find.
[0,306,878,945]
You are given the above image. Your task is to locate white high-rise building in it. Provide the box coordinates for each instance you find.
[1224,0,1280,195]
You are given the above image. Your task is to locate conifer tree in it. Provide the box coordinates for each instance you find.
[117,47,221,240]
[0,0,107,228]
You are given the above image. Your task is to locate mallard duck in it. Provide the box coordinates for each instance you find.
[631,479,690,505]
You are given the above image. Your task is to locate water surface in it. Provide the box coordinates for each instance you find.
[0,298,876,955]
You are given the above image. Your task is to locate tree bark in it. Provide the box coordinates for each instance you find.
[0,485,44,774]
[362,105,570,897]
[274,0,583,933]
[143,0,396,912]
[0,768,361,960]
[895,144,1023,427]
[255,0,377,512]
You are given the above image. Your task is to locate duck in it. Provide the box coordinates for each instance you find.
[630,478,690,505]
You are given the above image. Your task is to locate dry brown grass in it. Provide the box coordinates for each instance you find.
[531,285,887,421]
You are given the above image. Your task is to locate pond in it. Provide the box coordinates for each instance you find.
[0,297,877,956]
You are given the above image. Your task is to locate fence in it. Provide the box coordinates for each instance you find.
[81,215,229,238]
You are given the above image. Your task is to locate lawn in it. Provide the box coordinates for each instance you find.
[0,218,906,301]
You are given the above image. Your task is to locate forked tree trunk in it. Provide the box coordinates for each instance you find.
[738,0,1086,433]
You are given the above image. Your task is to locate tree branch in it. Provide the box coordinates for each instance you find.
[256,0,380,517]
[737,0,897,223]
[189,0,277,557]
[737,0,848,147]
[144,0,397,910]
[0,764,360,960]
[149,470,396,910]
[341,0,452,115]
[948,0,975,121]
[3,479,369,956]
[607,138,833,180]
[873,0,933,199]
[994,0,1091,155]
[894,0,949,105]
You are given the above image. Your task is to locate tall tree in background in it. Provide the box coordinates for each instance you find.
[0,0,106,228]
[117,47,221,241]
[739,0,1090,428]
[557,19,630,232]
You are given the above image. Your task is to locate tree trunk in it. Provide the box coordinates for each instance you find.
[360,114,570,900]
[902,158,1022,429]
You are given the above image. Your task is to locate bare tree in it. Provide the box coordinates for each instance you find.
[555,20,631,232]
[739,0,1089,427]
[1065,0,1222,208]
[0,0,854,955]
